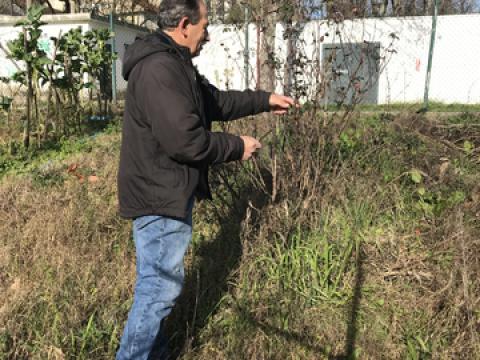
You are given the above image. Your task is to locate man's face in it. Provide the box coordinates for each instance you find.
[185,1,209,57]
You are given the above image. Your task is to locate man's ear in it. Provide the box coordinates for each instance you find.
[178,16,190,36]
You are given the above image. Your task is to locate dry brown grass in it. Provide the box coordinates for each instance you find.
[0,132,135,359]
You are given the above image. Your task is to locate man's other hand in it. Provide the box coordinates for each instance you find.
[240,136,262,161]
[269,94,297,115]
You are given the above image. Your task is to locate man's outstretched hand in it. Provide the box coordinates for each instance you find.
[239,94,297,161]
[269,94,297,115]
[240,136,262,161]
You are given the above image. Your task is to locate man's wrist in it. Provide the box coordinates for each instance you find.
[261,91,272,112]
[236,135,245,161]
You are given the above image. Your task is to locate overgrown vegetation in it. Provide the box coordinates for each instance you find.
[1,4,116,150]
[1,4,479,358]
[1,109,479,359]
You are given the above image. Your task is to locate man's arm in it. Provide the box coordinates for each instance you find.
[199,75,295,122]
[139,58,244,165]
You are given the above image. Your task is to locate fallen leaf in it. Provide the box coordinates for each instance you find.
[67,164,78,173]
[439,161,449,178]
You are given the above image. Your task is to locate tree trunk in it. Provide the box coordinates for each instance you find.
[24,74,32,149]
[45,84,52,140]
[283,20,293,95]
[97,88,102,115]
[64,55,73,135]
[258,2,276,92]
[373,0,388,17]
[256,1,277,200]
[391,0,401,16]
[34,90,40,146]
[44,32,60,140]
[216,0,225,22]
[69,0,76,13]
[54,88,62,137]
[23,29,31,149]
[441,0,454,14]
[405,0,417,15]
[423,0,434,15]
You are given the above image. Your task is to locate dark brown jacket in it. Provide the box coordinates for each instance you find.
[118,31,270,219]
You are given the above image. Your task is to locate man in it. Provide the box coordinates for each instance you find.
[116,0,295,358]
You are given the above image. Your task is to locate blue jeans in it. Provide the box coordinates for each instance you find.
[116,202,193,360]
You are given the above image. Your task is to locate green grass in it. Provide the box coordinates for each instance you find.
[254,200,375,308]
[322,101,480,113]
[0,120,121,180]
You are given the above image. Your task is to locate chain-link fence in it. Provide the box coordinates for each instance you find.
[2,1,479,109]
[194,1,480,109]
[206,0,480,23]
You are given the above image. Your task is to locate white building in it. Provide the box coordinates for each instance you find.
[0,12,148,95]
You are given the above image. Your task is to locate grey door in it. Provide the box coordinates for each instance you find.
[322,42,380,105]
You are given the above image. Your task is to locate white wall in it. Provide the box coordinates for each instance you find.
[194,14,480,104]
[194,24,257,91]
[430,15,480,103]
[1,14,479,104]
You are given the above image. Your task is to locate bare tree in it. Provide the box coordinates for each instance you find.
[456,0,476,12]
[331,0,478,18]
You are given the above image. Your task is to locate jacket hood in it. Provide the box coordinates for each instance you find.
[122,31,192,81]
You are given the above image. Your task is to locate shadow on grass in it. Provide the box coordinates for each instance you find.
[156,178,366,360]
[330,244,365,360]
[234,304,331,357]
[164,173,272,359]
[230,244,366,360]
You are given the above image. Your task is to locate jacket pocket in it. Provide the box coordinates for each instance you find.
[151,166,177,206]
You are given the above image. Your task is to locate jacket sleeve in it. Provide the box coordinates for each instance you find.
[139,57,244,165]
[199,74,271,122]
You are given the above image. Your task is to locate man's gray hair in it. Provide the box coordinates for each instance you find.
[157,0,203,30]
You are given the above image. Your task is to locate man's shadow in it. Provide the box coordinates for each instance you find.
[330,246,365,359]
[163,168,272,359]
[158,172,366,360]
[230,244,366,360]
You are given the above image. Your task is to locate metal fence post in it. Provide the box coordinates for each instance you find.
[109,11,117,104]
[423,0,439,111]
[244,4,250,90]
